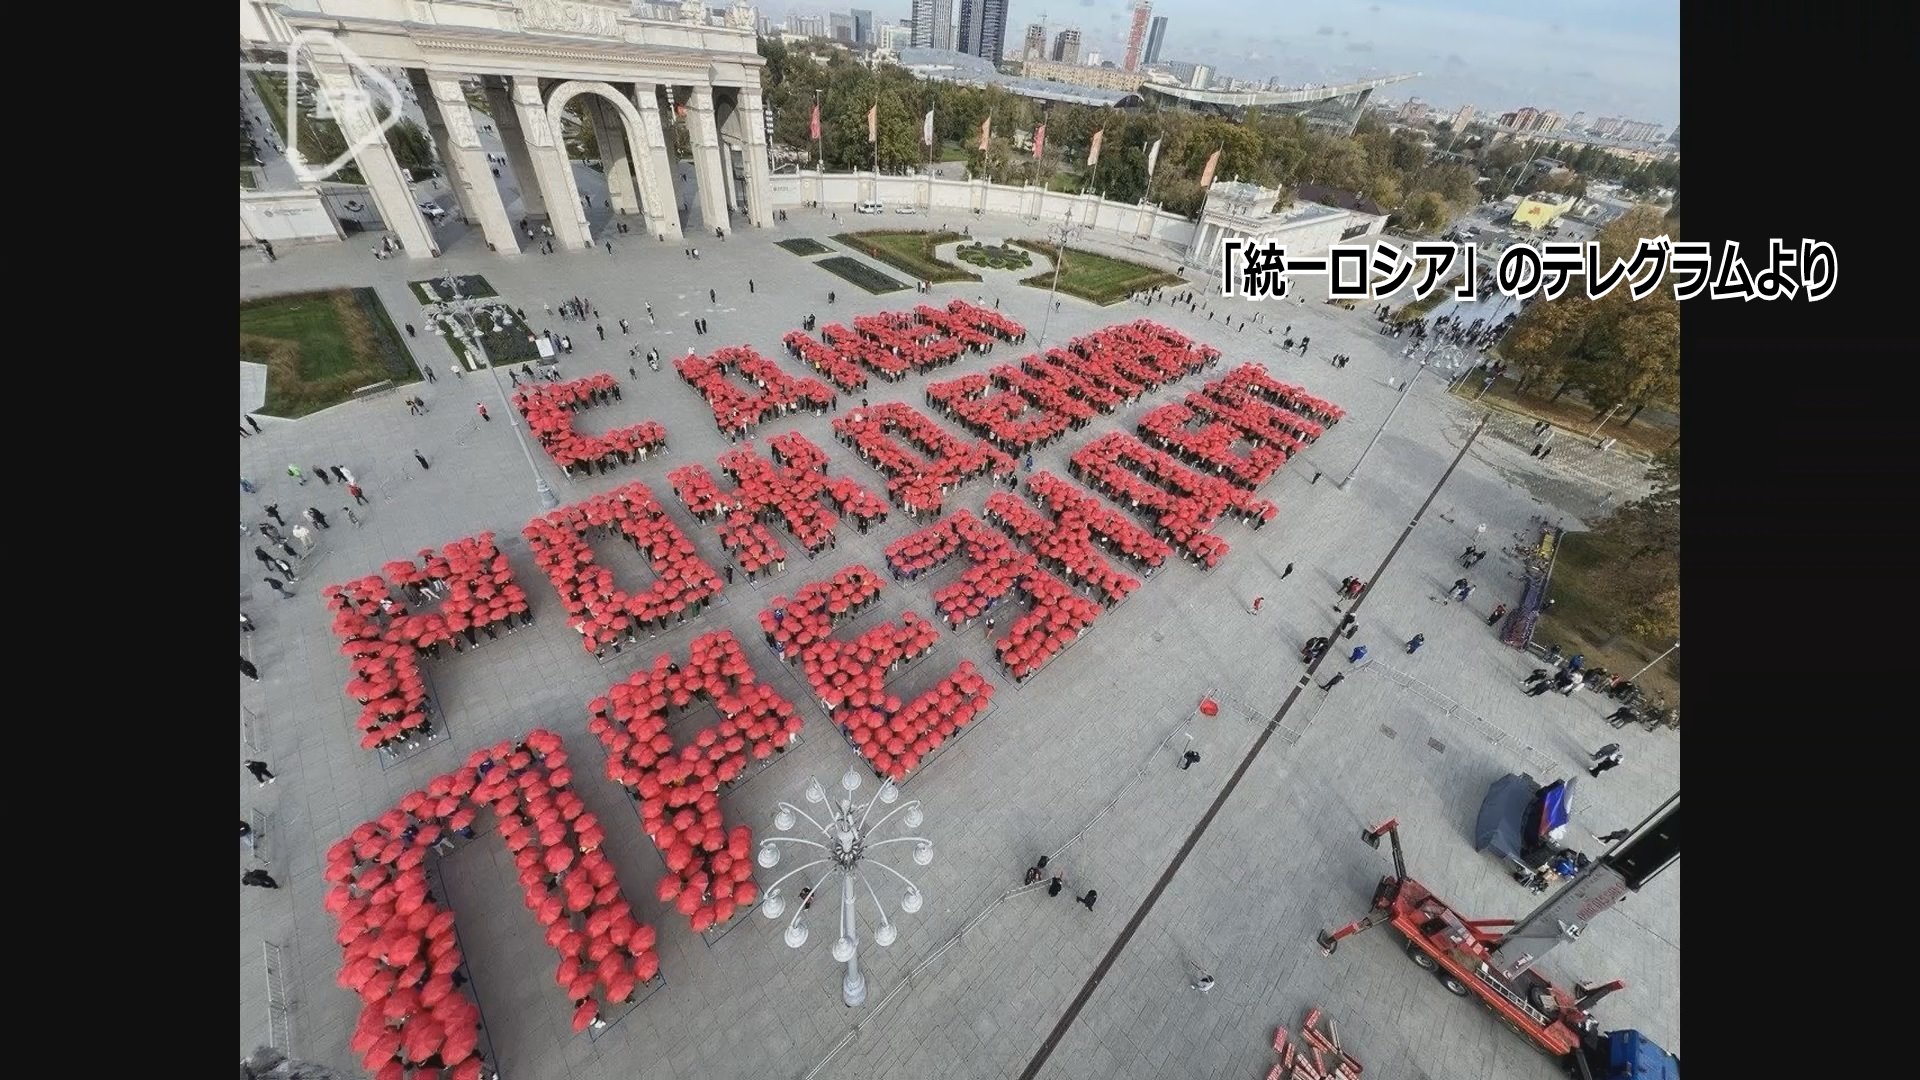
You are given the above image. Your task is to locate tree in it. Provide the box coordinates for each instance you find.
[1502,293,1593,394]
[1402,191,1449,231]
[1584,448,1680,642]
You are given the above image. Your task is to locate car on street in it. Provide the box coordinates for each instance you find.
[418,201,447,223]
[856,200,884,214]
[894,206,917,215]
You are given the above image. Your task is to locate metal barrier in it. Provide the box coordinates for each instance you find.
[262,939,294,1054]
[241,706,262,756]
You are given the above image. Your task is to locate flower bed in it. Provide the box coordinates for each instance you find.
[775,238,832,257]
[410,275,499,303]
[1068,432,1278,568]
[513,374,667,477]
[757,565,993,781]
[832,230,978,283]
[326,729,657,1075]
[588,631,803,932]
[673,345,836,440]
[428,300,542,364]
[832,402,1015,516]
[325,533,533,752]
[522,483,723,656]
[665,432,888,576]
[815,255,910,295]
[955,242,1033,271]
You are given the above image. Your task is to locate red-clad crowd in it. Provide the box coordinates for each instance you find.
[1069,432,1279,569]
[1137,364,1346,489]
[832,402,1016,517]
[512,374,667,477]
[589,630,801,932]
[666,431,889,577]
[675,345,837,441]
[327,533,533,752]
[925,321,1222,453]
[326,730,657,1079]
[782,299,1028,389]
[757,564,993,781]
[522,482,723,657]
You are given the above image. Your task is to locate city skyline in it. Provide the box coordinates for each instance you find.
[754,0,1678,125]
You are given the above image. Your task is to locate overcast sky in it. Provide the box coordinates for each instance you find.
[757,0,1678,125]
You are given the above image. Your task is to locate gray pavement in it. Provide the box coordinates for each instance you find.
[238,209,1675,1080]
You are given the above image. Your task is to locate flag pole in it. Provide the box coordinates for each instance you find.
[813,89,823,212]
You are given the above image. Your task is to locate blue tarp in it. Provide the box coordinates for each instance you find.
[1606,1030,1680,1080]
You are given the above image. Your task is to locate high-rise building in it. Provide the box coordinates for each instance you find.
[1188,63,1212,89]
[789,12,827,37]
[1023,22,1046,61]
[880,23,914,52]
[1397,97,1426,124]
[1569,111,1586,131]
[1143,15,1168,66]
[851,9,874,45]
[1085,50,1102,66]
[910,0,952,50]
[828,12,853,42]
[957,0,1008,62]
[1122,0,1152,72]
[1449,104,1475,129]
[1538,110,1562,133]
[1051,28,1081,65]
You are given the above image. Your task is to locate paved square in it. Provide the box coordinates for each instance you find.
[240,205,1675,1080]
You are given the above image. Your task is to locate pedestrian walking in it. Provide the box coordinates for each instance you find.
[245,415,262,434]
[1311,471,1322,484]
[314,466,331,486]
[414,450,430,470]
[1597,829,1632,844]
[1190,972,1215,993]
[329,466,347,483]
[749,279,755,293]
[1250,596,1264,614]
[709,288,717,304]
[1319,672,1346,691]
[1048,874,1065,897]
[344,505,363,527]
[1487,603,1508,627]
[263,503,285,527]
[1281,562,1294,579]
[1348,645,1368,664]
[477,403,490,422]
[263,576,291,598]
[240,611,255,633]
[291,523,315,550]
[306,507,331,529]
[242,869,281,890]
[272,558,296,579]
[1343,620,1359,640]
[1024,865,1043,886]
[348,483,370,506]
[245,760,276,785]
[1588,744,1624,777]
[240,655,260,681]
[240,819,253,840]
[1405,634,1425,653]
[1076,889,1098,911]
[596,323,605,340]
[1180,750,1201,770]
[287,464,306,485]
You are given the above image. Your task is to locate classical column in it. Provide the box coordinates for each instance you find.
[683,84,731,233]
[735,87,774,227]
[510,77,590,251]
[413,71,519,253]
[310,61,437,259]
[629,86,682,241]
[483,77,545,217]
[588,97,641,216]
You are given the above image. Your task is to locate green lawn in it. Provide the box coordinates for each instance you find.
[240,290,414,418]
[776,237,833,257]
[815,255,910,295]
[1533,530,1680,709]
[240,166,258,190]
[832,230,979,283]
[1013,239,1185,306]
[956,243,1033,271]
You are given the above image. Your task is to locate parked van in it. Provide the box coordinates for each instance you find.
[856,200,885,215]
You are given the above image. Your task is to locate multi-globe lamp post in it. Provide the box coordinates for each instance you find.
[756,767,933,1007]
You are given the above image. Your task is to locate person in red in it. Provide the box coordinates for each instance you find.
[1250,596,1264,614]
[1486,602,1509,627]
[477,402,491,421]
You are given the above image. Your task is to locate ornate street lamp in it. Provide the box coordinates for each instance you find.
[756,767,932,1007]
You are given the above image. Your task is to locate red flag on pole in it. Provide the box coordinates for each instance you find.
[867,105,877,144]
[1032,124,1046,161]
[978,116,991,152]
[1199,148,1222,188]
[1086,129,1104,168]
[810,103,821,142]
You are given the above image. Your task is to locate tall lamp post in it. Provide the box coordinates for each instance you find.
[443,296,558,510]
[1340,346,1462,490]
[756,767,932,1008]
[1626,640,1679,683]
[1034,212,1083,353]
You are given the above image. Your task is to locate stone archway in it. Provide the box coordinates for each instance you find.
[544,80,678,244]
